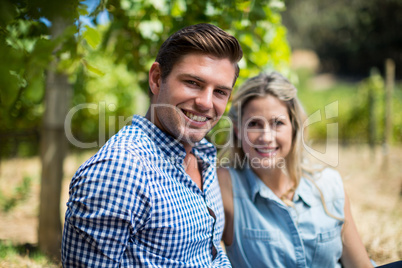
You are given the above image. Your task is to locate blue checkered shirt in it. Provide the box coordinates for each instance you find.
[62,115,231,267]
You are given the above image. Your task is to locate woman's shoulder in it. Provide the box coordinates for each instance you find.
[315,167,343,184]
[310,167,345,200]
[304,165,342,182]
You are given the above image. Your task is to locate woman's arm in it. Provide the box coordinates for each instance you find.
[341,190,373,268]
[217,167,234,246]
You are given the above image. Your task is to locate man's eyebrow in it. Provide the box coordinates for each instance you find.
[183,74,233,91]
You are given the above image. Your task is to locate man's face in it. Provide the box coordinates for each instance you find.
[149,53,236,146]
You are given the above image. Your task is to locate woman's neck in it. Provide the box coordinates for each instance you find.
[252,166,294,200]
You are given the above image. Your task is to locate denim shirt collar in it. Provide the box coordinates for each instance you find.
[244,165,312,207]
[293,177,313,207]
[244,166,284,205]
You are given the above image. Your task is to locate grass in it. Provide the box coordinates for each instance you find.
[0,241,60,268]
[331,145,402,265]
[0,146,401,266]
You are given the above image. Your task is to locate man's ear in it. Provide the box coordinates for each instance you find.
[149,62,162,96]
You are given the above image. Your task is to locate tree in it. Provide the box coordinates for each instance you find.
[28,0,81,260]
[39,17,75,259]
[1,0,291,261]
[98,0,290,90]
[0,0,82,260]
[282,0,402,78]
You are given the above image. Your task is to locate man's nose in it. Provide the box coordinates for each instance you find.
[195,88,213,110]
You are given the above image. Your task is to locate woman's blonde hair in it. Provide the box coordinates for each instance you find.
[223,72,343,221]
[225,72,306,202]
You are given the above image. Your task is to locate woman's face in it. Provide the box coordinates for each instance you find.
[239,95,293,170]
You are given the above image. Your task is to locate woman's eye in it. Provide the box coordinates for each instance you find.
[247,121,258,128]
[273,120,284,127]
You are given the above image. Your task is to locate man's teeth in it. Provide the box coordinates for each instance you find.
[185,111,207,122]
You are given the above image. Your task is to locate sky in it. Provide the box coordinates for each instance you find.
[81,0,110,26]
[39,0,109,27]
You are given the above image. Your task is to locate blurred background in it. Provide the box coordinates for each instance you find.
[0,0,401,266]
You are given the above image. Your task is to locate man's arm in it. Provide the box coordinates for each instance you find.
[61,153,151,267]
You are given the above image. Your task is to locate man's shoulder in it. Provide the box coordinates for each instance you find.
[105,124,156,152]
[73,124,156,171]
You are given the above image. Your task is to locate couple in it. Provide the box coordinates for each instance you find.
[61,24,373,267]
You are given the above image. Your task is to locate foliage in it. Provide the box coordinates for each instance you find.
[68,37,149,148]
[282,0,402,78]
[0,0,83,157]
[97,0,290,91]
[0,0,291,157]
[295,69,402,144]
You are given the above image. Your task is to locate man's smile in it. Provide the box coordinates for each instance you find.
[182,109,212,123]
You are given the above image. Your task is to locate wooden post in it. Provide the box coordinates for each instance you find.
[383,59,395,170]
[368,68,376,160]
[39,17,71,261]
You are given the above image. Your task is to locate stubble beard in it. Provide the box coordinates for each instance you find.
[157,105,214,146]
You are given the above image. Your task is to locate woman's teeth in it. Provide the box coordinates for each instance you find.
[256,148,276,153]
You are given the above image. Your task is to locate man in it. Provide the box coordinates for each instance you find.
[62,23,243,267]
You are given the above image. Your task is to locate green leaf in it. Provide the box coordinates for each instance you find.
[83,25,101,49]
[82,59,105,76]
[78,3,89,16]
[0,0,17,28]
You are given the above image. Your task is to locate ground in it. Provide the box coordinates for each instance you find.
[0,145,401,266]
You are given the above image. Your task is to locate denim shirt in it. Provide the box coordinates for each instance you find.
[225,166,345,268]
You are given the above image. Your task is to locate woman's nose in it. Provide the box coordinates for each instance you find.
[258,126,275,142]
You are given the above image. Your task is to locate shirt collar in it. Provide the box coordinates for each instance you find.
[131,115,216,165]
[293,177,313,207]
[243,166,281,203]
[244,166,313,207]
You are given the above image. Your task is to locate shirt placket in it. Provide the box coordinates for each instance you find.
[199,158,218,261]
[282,206,307,268]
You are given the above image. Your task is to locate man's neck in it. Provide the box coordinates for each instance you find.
[183,150,203,190]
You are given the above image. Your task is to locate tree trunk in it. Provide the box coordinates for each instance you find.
[38,17,71,261]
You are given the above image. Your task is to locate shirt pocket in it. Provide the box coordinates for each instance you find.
[311,225,343,268]
[241,228,286,268]
[243,227,279,241]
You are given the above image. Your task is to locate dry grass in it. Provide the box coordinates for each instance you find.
[0,146,401,266]
[335,145,402,265]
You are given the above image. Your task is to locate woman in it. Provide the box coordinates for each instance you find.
[218,72,373,267]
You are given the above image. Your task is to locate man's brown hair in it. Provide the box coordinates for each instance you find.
[153,23,243,91]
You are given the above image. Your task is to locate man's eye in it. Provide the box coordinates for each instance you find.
[215,89,227,96]
[186,80,199,86]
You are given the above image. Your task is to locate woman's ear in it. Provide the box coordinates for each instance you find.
[149,62,162,96]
